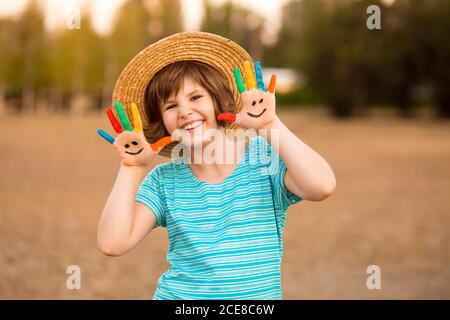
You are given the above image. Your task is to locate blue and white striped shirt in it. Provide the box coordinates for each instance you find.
[136,135,302,300]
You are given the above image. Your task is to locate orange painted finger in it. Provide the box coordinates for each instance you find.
[268,74,277,93]
[150,136,173,152]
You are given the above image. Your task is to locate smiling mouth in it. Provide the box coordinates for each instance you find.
[181,120,205,131]
[247,108,267,118]
[125,148,144,155]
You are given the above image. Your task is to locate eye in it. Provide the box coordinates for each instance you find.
[165,104,176,110]
[124,143,130,148]
[259,98,263,103]
[192,95,202,101]
[131,141,138,145]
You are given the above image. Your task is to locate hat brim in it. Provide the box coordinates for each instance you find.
[112,31,253,158]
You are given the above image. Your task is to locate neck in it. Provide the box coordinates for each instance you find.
[188,129,247,170]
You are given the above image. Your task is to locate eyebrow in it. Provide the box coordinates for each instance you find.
[164,89,203,105]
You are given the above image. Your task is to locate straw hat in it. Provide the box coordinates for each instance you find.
[112,31,254,158]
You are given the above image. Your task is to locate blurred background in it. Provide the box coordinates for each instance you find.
[0,0,448,299]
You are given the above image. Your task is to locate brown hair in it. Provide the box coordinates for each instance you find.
[143,60,236,156]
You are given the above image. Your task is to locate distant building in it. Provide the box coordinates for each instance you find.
[262,68,304,94]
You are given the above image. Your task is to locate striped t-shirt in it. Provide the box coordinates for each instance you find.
[136,135,302,300]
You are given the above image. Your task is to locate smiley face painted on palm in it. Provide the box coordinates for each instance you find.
[240,85,276,126]
[124,141,143,155]
[97,101,174,166]
[217,60,278,129]
[113,131,145,157]
[247,98,266,118]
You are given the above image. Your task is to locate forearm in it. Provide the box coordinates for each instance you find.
[97,163,152,253]
[260,117,336,199]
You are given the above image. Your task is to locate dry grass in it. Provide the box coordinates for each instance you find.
[0,109,449,299]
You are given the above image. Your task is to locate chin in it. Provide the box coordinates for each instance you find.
[178,124,221,150]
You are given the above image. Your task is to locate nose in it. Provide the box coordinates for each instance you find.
[178,103,193,118]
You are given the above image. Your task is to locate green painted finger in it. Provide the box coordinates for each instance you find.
[114,101,132,131]
[234,67,246,94]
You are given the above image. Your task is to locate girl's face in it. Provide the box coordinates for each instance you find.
[160,76,221,148]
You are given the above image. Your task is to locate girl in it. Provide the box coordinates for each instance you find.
[97,32,336,300]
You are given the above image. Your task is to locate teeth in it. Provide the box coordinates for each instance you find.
[182,120,203,130]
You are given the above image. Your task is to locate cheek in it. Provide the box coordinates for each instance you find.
[200,99,218,123]
[162,112,178,133]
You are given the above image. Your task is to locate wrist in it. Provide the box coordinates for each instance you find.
[258,116,281,135]
[264,116,281,129]
[120,161,153,172]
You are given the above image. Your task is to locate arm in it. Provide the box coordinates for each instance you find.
[261,117,336,201]
[96,101,173,256]
[217,60,336,201]
[97,163,157,257]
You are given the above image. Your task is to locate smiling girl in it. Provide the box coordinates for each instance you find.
[96,32,336,300]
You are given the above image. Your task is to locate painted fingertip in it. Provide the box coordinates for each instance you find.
[106,107,123,133]
[234,67,246,94]
[268,74,277,93]
[243,60,256,89]
[150,136,173,152]
[97,129,115,144]
[255,61,265,91]
[217,113,236,122]
[131,102,143,132]
[113,101,124,116]
[114,101,132,131]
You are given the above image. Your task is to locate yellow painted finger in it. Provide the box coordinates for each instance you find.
[131,103,142,132]
[243,61,256,89]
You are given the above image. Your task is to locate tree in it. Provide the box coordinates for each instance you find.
[0,18,15,115]
[48,14,107,115]
[158,0,183,38]
[7,0,46,114]
[404,0,450,118]
[109,0,154,75]
[201,0,265,59]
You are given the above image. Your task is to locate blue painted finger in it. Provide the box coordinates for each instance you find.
[255,61,266,92]
[97,129,115,144]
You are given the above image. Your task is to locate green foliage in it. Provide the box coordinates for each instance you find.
[201,0,264,58]
[265,0,450,118]
[276,86,320,106]
[0,0,448,118]
[0,0,184,113]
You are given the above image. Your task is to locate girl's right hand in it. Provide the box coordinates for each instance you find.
[97,101,174,167]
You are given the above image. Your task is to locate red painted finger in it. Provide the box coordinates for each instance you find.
[217,113,237,122]
[150,136,173,152]
[268,74,277,93]
[106,108,123,133]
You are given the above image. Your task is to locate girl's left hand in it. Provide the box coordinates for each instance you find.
[217,60,278,129]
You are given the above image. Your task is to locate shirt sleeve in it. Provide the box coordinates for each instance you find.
[135,165,168,228]
[263,137,303,213]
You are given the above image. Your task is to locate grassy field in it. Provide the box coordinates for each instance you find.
[0,109,449,299]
